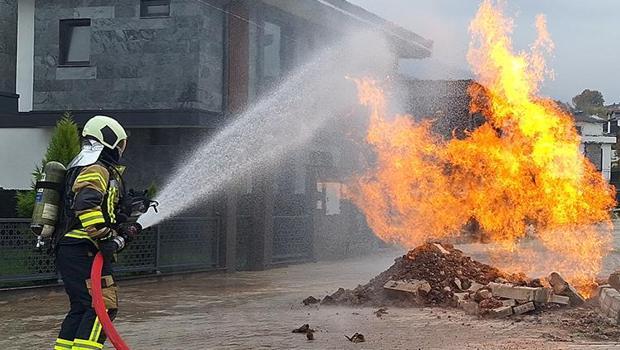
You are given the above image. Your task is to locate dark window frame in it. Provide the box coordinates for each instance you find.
[59,18,91,67]
[256,4,296,91]
[140,0,171,18]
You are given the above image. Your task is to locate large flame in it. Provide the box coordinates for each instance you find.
[347,0,615,295]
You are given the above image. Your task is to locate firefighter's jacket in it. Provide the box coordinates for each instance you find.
[61,162,125,246]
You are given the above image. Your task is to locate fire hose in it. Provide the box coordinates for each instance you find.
[90,252,130,350]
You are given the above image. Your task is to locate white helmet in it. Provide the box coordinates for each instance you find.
[82,115,127,151]
[68,115,128,169]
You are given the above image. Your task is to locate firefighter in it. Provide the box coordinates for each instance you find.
[54,115,141,350]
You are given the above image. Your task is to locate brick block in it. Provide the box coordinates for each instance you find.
[501,299,516,307]
[533,288,552,303]
[489,305,513,318]
[599,287,620,324]
[488,282,542,302]
[549,294,569,305]
[384,280,431,295]
[609,271,620,292]
[512,301,535,315]
[547,272,585,306]
[468,282,485,292]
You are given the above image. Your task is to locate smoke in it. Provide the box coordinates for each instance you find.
[139,30,394,228]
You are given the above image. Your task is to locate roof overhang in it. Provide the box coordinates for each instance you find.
[0,109,224,128]
[261,0,432,59]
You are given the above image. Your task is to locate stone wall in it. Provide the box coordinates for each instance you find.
[33,0,224,112]
[0,0,17,94]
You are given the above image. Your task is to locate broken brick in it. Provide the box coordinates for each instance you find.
[548,294,569,305]
[598,286,620,324]
[476,289,492,300]
[501,299,516,307]
[609,271,620,292]
[468,282,485,292]
[384,280,431,295]
[547,272,585,306]
[458,299,480,315]
[488,282,539,301]
[488,305,513,318]
[432,243,451,255]
[512,301,535,315]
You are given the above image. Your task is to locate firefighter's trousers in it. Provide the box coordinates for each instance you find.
[54,242,118,350]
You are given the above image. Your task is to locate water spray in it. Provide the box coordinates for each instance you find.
[138,31,395,229]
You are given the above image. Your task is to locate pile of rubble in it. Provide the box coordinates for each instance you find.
[319,242,589,318]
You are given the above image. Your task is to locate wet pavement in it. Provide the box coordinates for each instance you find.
[3,238,620,349]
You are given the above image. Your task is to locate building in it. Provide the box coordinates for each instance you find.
[574,112,615,182]
[0,0,432,275]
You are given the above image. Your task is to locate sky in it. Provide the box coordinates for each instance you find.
[350,0,620,104]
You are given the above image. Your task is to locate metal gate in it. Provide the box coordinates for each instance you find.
[0,217,222,288]
[272,215,312,263]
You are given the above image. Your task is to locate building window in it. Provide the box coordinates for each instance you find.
[59,19,91,66]
[141,0,171,18]
[261,21,282,86]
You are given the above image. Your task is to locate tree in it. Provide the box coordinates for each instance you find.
[572,89,606,117]
[16,113,81,217]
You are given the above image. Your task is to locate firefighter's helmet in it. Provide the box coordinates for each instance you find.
[82,115,128,151]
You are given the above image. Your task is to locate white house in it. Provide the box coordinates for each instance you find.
[574,112,616,181]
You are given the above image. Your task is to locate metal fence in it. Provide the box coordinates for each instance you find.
[272,215,312,263]
[0,217,222,288]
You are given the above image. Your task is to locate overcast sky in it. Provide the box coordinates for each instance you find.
[350,0,620,104]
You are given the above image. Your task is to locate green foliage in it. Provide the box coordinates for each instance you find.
[15,113,81,217]
[15,191,36,218]
[45,113,81,167]
[572,89,606,117]
[146,182,158,200]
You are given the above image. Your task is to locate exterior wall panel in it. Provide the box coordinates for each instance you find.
[32,0,224,112]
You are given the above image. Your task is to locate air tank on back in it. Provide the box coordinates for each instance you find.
[31,161,66,244]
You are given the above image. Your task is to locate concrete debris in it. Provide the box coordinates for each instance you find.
[501,299,516,307]
[324,243,516,306]
[488,282,549,302]
[292,324,314,334]
[345,333,365,343]
[548,272,586,306]
[454,278,463,290]
[489,305,513,318]
[467,281,485,292]
[384,280,431,295]
[548,294,570,305]
[302,296,320,305]
[597,285,620,324]
[374,307,388,318]
[293,323,316,340]
[322,243,605,322]
[474,289,492,301]
[452,292,469,306]
[458,299,480,315]
[432,243,451,255]
[512,301,535,315]
[608,271,620,292]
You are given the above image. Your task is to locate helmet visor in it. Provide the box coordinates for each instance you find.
[117,139,127,156]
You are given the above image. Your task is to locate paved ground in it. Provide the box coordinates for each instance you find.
[2,249,620,349]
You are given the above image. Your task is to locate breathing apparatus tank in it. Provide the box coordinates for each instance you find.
[31,161,66,249]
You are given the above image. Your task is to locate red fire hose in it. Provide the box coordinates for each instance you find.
[90,252,130,350]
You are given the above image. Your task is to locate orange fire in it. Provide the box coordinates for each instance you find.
[347,0,615,295]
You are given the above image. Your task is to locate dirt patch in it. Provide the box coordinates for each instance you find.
[554,307,620,341]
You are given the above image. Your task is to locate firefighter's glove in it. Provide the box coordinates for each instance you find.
[117,222,142,243]
[99,235,125,261]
